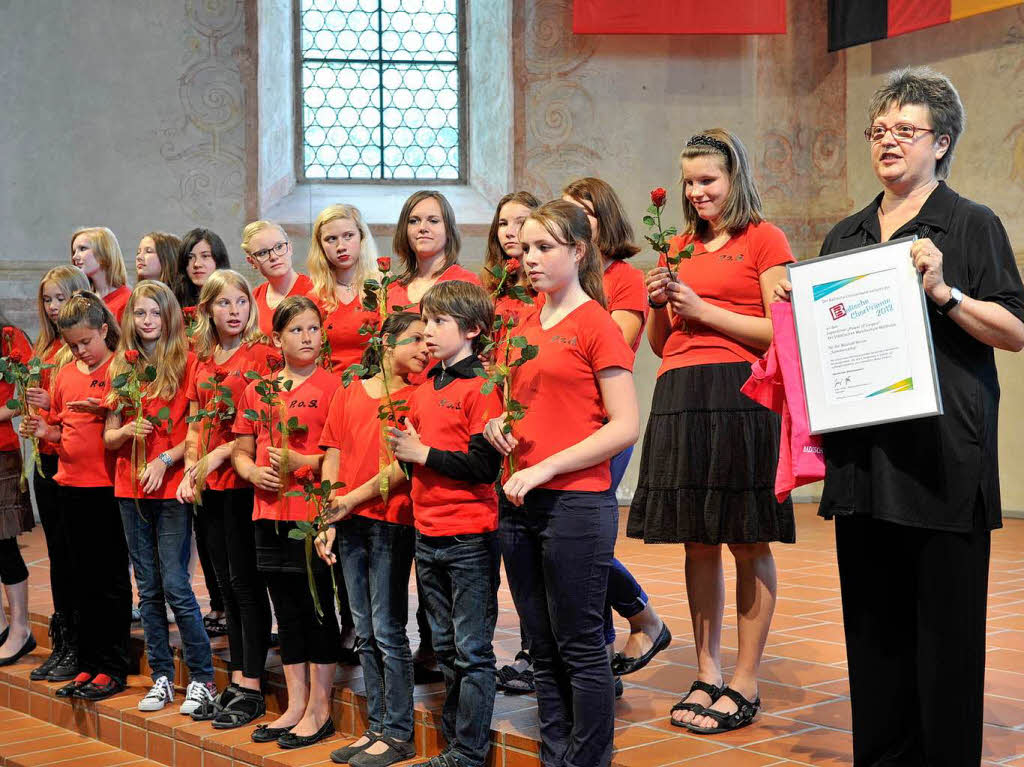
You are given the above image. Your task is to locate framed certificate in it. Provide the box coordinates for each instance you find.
[787,236,942,434]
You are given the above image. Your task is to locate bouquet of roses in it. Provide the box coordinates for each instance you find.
[284,465,345,618]
[184,366,235,505]
[242,353,305,501]
[476,315,538,475]
[111,350,172,511]
[643,187,693,273]
[0,327,52,489]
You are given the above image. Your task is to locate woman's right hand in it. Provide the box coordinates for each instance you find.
[19,415,45,439]
[324,494,354,524]
[124,417,155,439]
[645,266,674,306]
[314,526,337,565]
[772,278,793,303]
[25,387,50,410]
[483,415,517,456]
[250,465,281,492]
[176,472,196,504]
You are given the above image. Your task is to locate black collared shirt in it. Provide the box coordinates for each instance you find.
[817,182,1024,532]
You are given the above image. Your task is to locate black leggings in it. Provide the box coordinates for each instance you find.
[0,537,27,584]
[194,500,224,613]
[33,454,74,612]
[57,485,132,680]
[201,488,271,678]
[256,520,339,665]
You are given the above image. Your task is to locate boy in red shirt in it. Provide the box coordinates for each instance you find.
[388,281,502,767]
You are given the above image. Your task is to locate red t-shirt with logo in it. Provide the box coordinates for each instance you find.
[408,376,501,535]
[319,380,414,526]
[112,354,197,500]
[186,343,275,491]
[603,260,649,353]
[312,295,379,374]
[0,328,33,452]
[253,274,314,337]
[49,357,116,487]
[103,285,132,323]
[505,300,634,492]
[658,222,794,376]
[232,366,340,522]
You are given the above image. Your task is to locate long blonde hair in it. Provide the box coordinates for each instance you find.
[192,269,264,360]
[107,281,188,402]
[524,201,606,308]
[307,204,378,311]
[70,227,128,290]
[34,266,91,359]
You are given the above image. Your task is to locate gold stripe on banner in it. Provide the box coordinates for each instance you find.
[950,0,1021,20]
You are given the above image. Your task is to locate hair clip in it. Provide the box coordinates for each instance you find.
[686,134,730,155]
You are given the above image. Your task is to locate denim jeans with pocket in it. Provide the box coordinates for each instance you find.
[120,498,213,683]
[339,515,416,741]
[416,530,499,767]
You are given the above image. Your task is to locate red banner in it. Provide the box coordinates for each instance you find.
[573,0,786,35]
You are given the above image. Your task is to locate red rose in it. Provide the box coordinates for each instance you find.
[212,368,228,383]
[2,326,14,338]
[293,465,315,484]
[506,258,521,272]
[7,350,23,364]
[124,349,140,363]
[183,306,197,320]
[650,188,667,208]
[377,256,391,272]
[266,354,284,372]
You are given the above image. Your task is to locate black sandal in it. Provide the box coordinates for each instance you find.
[203,613,228,637]
[212,689,266,729]
[684,686,760,734]
[669,680,722,728]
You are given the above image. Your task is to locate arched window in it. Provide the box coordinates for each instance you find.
[299,0,464,181]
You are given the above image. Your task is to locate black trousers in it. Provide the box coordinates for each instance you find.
[201,488,271,678]
[836,512,990,767]
[0,537,27,583]
[194,498,224,612]
[34,454,74,613]
[57,485,132,680]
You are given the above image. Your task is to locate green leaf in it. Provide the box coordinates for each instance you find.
[287,528,308,540]
[5,398,19,410]
[519,345,539,361]
[295,520,315,533]
[509,336,527,348]
[244,371,261,380]
[243,408,260,421]
[647,204,658,214]
[156,406,170,419]
[642,215,655,226]
[481,381,495,395]
[111,373,129,389]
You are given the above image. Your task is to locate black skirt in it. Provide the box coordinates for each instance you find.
[627,362,795,545]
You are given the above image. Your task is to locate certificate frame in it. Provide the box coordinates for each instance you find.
[787,236,942,434]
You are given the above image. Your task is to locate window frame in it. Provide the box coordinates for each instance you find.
[292,0,469,184]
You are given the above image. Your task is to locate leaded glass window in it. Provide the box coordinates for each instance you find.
[299,0,463,181]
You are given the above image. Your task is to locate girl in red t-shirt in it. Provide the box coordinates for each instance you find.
[231,296,341,748]
[241,220,314,337]
[483,191,541,336]
[634,130,795,734]
[22,266,90,683]
[0,321,37,667]
[70,227,131,321]
[177,268,273,727]
[22,291,131,700]
[315,311,428,763]
[102,280,215,714]
[483,201,639,767]
[134,232,181,289]
[306,204,380,374]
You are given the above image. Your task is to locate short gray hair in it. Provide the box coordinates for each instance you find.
[868,67,965,180]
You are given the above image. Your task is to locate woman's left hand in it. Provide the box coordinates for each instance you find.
[911,238,948,302]
[664,279,705,322]
[502,463,555,506]
[139,458,168,495]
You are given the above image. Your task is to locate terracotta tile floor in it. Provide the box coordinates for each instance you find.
[8,503,1024,766]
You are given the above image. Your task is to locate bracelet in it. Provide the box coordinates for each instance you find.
[158,452,173,468]
[648,297,668,310]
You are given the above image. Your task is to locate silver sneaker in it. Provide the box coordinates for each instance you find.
[138,676,174,711]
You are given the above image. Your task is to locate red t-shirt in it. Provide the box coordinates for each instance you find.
[253,274,314,337]
[232,366,340,522]
[186,343,275,491]
[36,338,64,456]
[408,375,501,535]
[103,285,132,323]
[386,264,480,384]
[312,295,379,374]
[0,328,33,452]
[658,222,794,376]
[112,354,197,499]
[319,380,414,526]
[505,300,634,492]
[49,357,116,487]
[603,260,649,353]
[493,294,539,346]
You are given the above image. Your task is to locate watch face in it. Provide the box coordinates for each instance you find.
[951,287,963,302]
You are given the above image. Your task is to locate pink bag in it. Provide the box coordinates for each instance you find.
[741,302,824,501]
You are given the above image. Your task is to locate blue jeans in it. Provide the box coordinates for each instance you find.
[416,531,499,767]
[339,516,416,741]
[500,489,617,767]
[119,499,213,683]
[603,447,648,644]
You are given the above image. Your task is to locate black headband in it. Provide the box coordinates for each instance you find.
[686,134,730,156]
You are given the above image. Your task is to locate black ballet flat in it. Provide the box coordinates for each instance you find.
[611,622,672,676]
[0,633,37,666]
[252,723,293,743]
[277,716,335,749]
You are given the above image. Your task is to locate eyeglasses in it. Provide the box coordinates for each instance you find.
[864,123,936,143]
[249,241,288,263]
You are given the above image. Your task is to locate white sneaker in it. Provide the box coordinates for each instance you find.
[179,680,217,715]
[138,676,174,711]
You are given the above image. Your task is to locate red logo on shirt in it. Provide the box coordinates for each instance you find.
[829,303,846,320]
